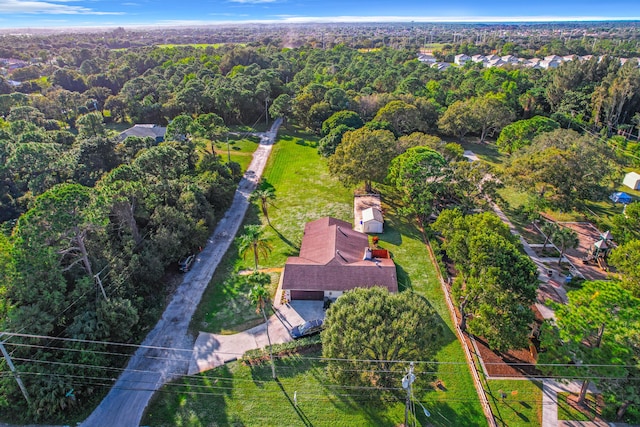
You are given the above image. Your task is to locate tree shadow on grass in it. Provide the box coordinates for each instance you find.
[143,365,233,426]
[395,262,412,291]
[271,224,300,252]
[416,399,486,426]
[275,378,314,427]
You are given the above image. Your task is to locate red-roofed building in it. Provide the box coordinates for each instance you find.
[281,217,397,301]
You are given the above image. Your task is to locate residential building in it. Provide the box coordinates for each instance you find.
[281,217,397,301]
[119,124,166,143]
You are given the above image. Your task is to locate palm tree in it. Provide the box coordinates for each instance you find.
[250,187,276,226]
[237,225,272,272]
[554,227,579,265]
[247,274,276,378]
[540,221,560,252]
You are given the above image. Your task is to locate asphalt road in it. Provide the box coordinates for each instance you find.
[81,118,282,427]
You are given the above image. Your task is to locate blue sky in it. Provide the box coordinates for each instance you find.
[0,0,639,29]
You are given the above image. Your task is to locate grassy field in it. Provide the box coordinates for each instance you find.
[147,131,488,426]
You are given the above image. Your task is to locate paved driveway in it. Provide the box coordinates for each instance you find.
[189,304,305,374]
[189,283,325,374]
[81,119,282,427]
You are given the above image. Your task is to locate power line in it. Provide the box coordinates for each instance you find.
[3,331,639,370]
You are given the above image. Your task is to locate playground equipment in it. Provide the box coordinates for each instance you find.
[583,230,615,272]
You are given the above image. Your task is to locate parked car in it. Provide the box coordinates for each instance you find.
[178,254,195,272]
[289,319,324,339]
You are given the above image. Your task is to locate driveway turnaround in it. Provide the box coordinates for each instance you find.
[188,303,306,374]
[81,119,282,427]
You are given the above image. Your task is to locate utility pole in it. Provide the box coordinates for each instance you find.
[0,335,31,406]
[262,306,277,379]
[227,136,231,162]
[265,98,270,127]
[402,362,415,427]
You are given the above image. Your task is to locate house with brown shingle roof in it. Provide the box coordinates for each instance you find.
[281,217,397,301]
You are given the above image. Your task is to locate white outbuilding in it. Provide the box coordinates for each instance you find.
[361,207,384,234]
[623,172,640,190]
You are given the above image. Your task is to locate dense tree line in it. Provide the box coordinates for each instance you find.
[0,109,237,419]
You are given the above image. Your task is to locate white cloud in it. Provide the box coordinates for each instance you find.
[0,0,124,14]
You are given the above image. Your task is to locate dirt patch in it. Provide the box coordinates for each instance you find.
[470,335,539,378]
[354,194,382,232]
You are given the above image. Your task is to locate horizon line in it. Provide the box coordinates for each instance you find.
[1,15,640,30]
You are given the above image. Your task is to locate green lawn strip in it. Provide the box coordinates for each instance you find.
[255,133,353,268]
[156,43,232,48]
[556,392,599,421]
[484,379,542,427]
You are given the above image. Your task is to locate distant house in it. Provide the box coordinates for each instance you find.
[454,54,471,65]
[539,59,561,69]
[501,55,520,65]
[544,55,563,62]
[119,124,166,143]
[417,54,437,64]
[523,58,542,68]
[623,172,640,190]
[485,58,505,68]
[281,217,397,301]
[471,54,487,64]
[432,62,451,71]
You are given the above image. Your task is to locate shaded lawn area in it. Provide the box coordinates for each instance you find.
[485,379,543,427]
[458,140,505,167]
[179,131,487,425]
[557,392,603,422]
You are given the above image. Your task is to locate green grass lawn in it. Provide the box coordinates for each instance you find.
[485,380,543,426]
[144,350,411,427]
[213,135,261,172]
[158,131,488,426]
